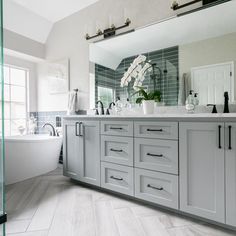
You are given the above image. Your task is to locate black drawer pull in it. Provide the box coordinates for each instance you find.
[147,128,163,132]
[147,184,163,191]
[75,122,79,136]
[78,122,83,137]
[110,127,123,130]
[147,153,163,157]
[110,148,123,153]
[229,125,232,150]
[218,125,222,149]
[110,176,123,181]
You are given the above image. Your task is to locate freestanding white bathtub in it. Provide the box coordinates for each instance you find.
[5,135,62,185]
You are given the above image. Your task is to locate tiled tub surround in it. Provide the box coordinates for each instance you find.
[95,46,179,106]
[30,111,66,134]
[30,110,87,134]
[63,114,236,231]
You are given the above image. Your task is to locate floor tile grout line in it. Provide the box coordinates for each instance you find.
[46,184,68,236]
[109,200,121,236]
[24,180,51,233]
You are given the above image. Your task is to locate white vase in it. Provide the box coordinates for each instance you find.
[142,100,155,114]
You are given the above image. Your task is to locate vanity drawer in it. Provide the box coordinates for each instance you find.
[101,121,133,137]
[135,168,179,209]
[101,162,134,196]
[134,138,178,174]
[101,135,133,166]
[134,122,178,140]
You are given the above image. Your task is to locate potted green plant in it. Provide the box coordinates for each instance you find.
[133,87,161,114]
[120,55,162,115]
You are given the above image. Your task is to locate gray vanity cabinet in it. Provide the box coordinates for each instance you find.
[225,123,236,227]
[63,117,236,228]
[63,119,100,186]
[179,122,225,223]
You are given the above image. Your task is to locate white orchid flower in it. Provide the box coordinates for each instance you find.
[134,55,146,65]
[120,54,150,88]
[133,81,143,91]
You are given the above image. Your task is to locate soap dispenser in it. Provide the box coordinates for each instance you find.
[115,97,122,114]
[185,90,195,113]
[124,98,132,109]
[193,93,199,106]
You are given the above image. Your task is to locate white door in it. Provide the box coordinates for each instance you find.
[179,122,225,223]
[63,120,79,179]
[78,120,100,186]
[225,123,236,227]
[191,62,234,105]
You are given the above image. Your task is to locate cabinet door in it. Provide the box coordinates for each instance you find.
[179,122,225,223]
[63,120,79,179]
[225,123,236,227]
[79,120,100,186]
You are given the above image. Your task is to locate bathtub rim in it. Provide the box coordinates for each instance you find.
[3,134,62,143]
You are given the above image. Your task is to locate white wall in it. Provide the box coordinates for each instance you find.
[179,32,236,76]
[4,55,38,112]
[179,32,236,98]
[3,0,53,43]
[4,29,45,59]
[44,0,198,111]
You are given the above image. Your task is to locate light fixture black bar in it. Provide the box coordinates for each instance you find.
[0,213,7,225]
[177,0,231,16]
[93,29,135,43]
[85,18,131,40]
[171,0,202,10]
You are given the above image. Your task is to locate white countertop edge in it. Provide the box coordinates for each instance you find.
[63,113,236,119]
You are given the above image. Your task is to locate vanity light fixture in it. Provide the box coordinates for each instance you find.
[171,0,202,10]
[171,0,231,11]
[85,18,131,40]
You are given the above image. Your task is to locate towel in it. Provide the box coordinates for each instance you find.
[67,91,79,115]
[178,73,191,105]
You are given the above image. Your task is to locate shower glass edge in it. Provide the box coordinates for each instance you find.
[0,0,6,234]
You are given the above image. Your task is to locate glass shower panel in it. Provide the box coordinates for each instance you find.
[0,0,6,234]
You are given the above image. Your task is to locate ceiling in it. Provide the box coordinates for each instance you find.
[4,0,99,43]
[90,1,236,70]
[10,0,99,23]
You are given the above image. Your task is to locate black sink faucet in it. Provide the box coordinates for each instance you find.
[223,92,230,113]
[207,104,217,113]
[96,100,105,115]
[42,123,57,136]
[106,102,115,115]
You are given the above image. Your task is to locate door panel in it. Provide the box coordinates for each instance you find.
[63,121,79,179]
[191,62,234,105]
[225,123,236,227]
[179,122,225,223]
[79,120,100,186]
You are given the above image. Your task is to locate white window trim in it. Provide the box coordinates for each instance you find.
[3,64,29,136]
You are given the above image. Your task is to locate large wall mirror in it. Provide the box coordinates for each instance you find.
[89,1,236,108]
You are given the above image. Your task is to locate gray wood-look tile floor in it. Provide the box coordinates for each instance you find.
[6,166,236,236]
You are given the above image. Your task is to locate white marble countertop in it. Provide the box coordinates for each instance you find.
[63,113,236,120]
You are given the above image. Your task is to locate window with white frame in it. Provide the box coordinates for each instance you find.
[2,65,28,136]
[97,86,115,108]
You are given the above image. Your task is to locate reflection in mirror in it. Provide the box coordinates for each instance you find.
[89,1,236,108]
